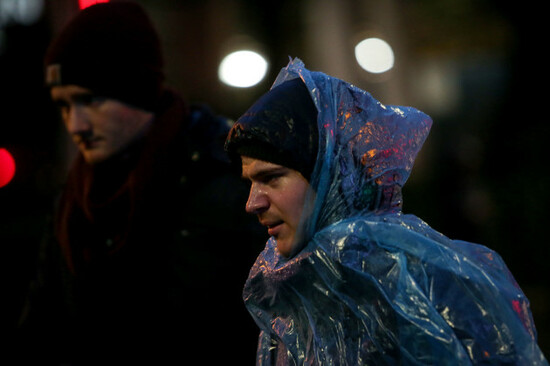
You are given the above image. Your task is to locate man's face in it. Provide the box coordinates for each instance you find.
[241,156,311,257]
[50,85,154,164]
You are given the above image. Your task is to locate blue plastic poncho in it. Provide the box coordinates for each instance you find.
[242,59,548,365]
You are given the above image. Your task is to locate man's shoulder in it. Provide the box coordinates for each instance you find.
[184,103,234,166]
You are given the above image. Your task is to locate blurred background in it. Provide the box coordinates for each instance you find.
[1,0,548,355]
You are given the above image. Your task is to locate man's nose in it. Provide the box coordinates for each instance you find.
[64,105,91,135]
[246,184,269,215]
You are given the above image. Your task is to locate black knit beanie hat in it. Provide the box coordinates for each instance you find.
[225,78,319,181]
[44,1,164,111]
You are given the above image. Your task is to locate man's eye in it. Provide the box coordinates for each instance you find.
[261,173,282,185]
[54,100,69,109]
[54,100,71,114]
[74,94,96,105]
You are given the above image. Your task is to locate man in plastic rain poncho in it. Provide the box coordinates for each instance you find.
[225,58,548,365]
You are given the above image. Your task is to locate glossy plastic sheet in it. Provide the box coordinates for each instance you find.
[243,58,548,365]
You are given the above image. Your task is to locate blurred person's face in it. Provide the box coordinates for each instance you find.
[241,156,311,257]
[50,85,154,164]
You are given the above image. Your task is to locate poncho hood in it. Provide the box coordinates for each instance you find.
[273,59,432,246]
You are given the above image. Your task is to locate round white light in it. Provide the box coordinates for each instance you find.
[354,37,394,74]
[218,50,268,88]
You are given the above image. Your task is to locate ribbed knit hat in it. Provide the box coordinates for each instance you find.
[44,1,164,111]
[225,78,319,180]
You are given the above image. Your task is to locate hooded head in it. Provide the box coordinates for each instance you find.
[227,58,432,256]
[225,78,319,257]
[44,1,164,111]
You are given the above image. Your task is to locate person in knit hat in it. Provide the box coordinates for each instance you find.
[226,77,319,257]
[225,58,548,365]
[17,2,265,364]
[44,1,164,164]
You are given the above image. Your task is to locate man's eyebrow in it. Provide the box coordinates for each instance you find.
[243,166,288,180]
[52,91,94,104]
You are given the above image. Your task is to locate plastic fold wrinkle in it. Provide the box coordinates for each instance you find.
[243,58,548,365]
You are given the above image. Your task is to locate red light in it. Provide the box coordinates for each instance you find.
[79,0,110,10]
[0,148,16,188]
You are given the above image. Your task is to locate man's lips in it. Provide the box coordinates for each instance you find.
[262,220,284,237]
[75,136,101,149]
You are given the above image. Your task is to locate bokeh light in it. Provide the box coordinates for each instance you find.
[354,37,395,74]
[0,148,16,188]
[218,50,268,88]
[79,0,109,10]
[0,0,44,26]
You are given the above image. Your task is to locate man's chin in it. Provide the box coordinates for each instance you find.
[275,238,294,258]
[81,149,110,165]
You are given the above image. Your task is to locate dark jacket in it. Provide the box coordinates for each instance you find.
[17,89,266,364]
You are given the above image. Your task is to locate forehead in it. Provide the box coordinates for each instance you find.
[241,156,287,178]
[50,84,92,101]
